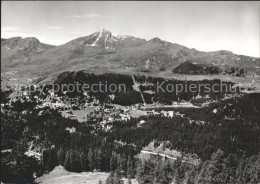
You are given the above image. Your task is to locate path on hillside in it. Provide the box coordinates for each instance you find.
[131,75,146,105]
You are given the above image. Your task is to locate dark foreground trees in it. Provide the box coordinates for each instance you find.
[134,150,260,184]
[1,88,260,183]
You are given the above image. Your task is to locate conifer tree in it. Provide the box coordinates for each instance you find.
[57,147,65,165]
[64,150,71,171]
[88,148,95,172]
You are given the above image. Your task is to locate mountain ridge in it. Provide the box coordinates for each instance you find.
[1,29,260,86]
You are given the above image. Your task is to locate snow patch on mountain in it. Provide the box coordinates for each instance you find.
[90,29,103,46]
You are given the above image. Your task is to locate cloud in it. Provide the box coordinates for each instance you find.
[2,26,20,32]
[47,26,64,30]
[67,13,108,19]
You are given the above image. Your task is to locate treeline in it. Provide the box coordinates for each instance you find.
[172,61,222,75]
[137,78,237,104]
[177,93,260,123]
[225,67,246,77]
[49,71,239,106]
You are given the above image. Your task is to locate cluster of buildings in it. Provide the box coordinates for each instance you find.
[2,86,213,134]
[35,95,70,110]
[85,105,133,132]
[146,110,185,118]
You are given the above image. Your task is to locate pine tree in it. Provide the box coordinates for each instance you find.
[79,152,89,171]
[57,147,65,165]
[105,172,122,184]
[153,158,161,184]
[235,155,247,184]
[47,149,58,171]
[163,159,174,184]
[136,160,154,184]
[158,161,169,184]
[113,172,122,184]
[174,161,186,184]
[174,167,182,184]
[127,176,132,184]
[88,148,95,172]
[110,152,118,172]
[96,149,103,171]
[196,149,226,184]
[183,165,197,184]
[70,150,80,172]
[64,150,71,171]
[126,156,133,177]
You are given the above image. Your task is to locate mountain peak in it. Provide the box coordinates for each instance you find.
[150,37,162,42]
[2,36,41,48]
[100,28,111,33]
[23,37,40,42]
[87,29,113,47]
[9,36,23,40]
[213,50,234,55]
[94,29,112,36]
[2,32,260,80]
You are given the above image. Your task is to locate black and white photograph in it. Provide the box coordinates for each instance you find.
[1,1,260,184]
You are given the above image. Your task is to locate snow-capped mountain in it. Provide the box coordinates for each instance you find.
[66,29,146,49]
[1,29,260,84]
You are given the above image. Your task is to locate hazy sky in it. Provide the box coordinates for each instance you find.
[2,1,259,57]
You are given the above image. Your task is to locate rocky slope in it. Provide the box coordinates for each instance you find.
[1,37,55,68]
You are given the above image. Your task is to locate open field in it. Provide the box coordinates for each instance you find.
[60,107,96,122]
[35,166,109,184]
[35,166,138,184]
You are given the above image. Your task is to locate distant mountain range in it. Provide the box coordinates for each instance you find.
[1,29,260,82]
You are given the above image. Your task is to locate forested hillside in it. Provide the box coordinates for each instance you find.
[2,89,260,183]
